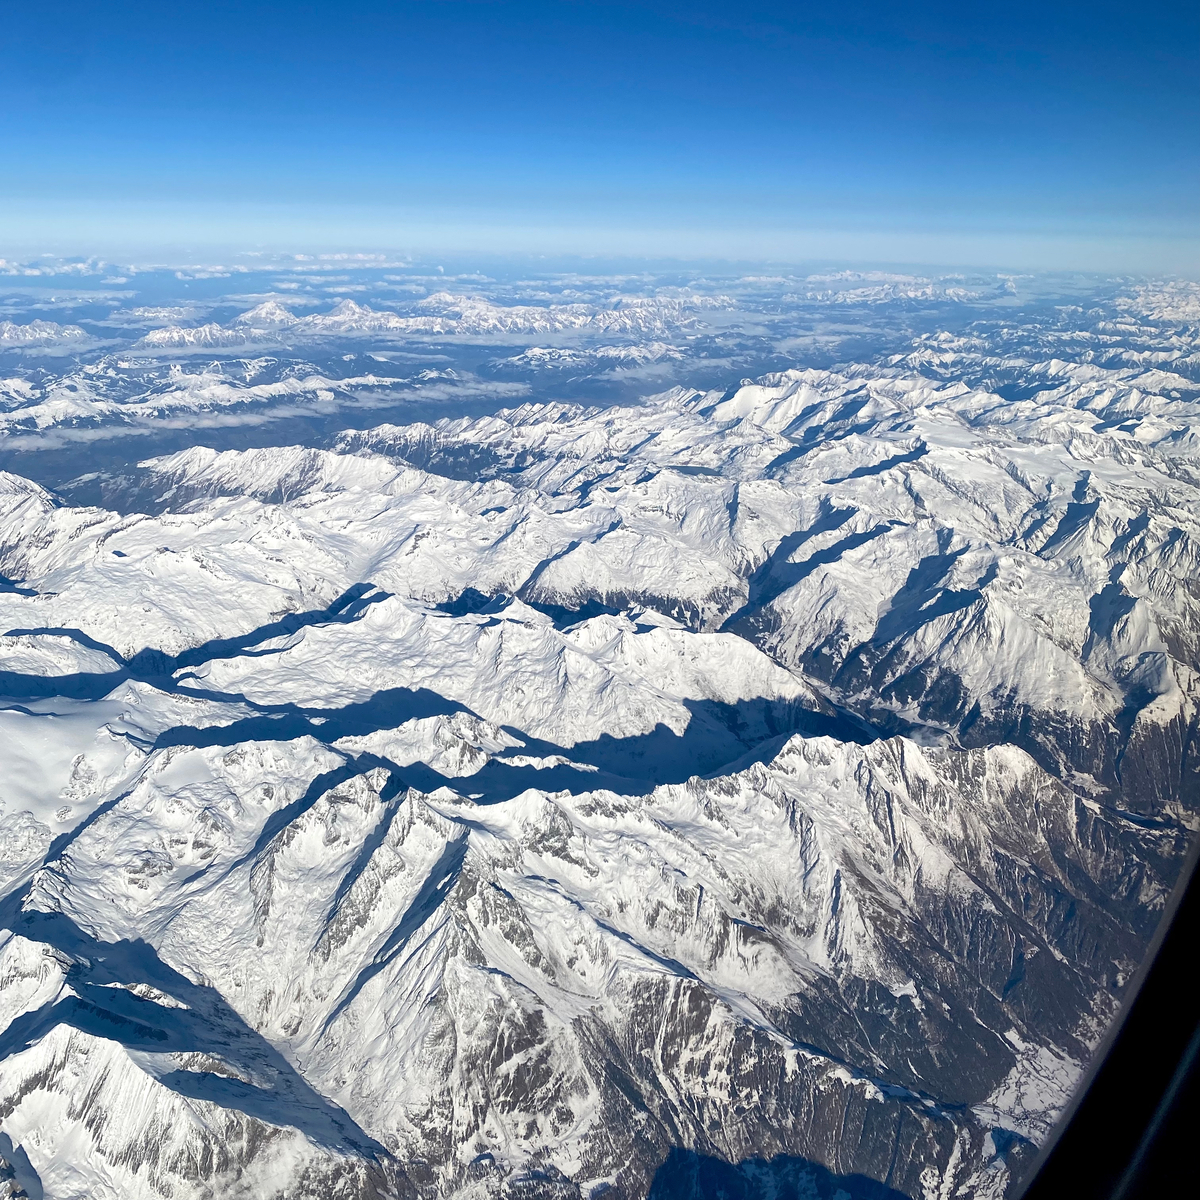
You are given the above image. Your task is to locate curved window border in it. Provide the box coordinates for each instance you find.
[1017,834,1200,1200]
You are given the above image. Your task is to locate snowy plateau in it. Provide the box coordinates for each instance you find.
[0,261,1198,1200]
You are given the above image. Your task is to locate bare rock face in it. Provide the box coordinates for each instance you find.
[1,275,1198,1200]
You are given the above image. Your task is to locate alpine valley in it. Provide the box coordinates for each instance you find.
[0,259,1197,1200]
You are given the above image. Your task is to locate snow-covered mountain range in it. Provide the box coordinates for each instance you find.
[0,261,1198,1200]
[0,320,91,349]
[131,294,729,352]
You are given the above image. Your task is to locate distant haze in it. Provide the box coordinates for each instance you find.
[1,0,1196,272]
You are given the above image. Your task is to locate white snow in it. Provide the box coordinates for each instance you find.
[1,274,1197,1200]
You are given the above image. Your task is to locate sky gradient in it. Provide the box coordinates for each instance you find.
[1,0,1196,270]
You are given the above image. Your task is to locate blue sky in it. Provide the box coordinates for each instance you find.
[1,0,1196,270]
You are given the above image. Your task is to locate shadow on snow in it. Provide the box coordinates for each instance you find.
[0,582,388,701]
[0,888,387,1161]
[647,1148,912,1200]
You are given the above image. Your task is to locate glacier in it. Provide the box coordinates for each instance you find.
[0,262,1197,1200]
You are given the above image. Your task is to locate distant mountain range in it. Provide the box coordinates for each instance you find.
[132,294,731,350]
